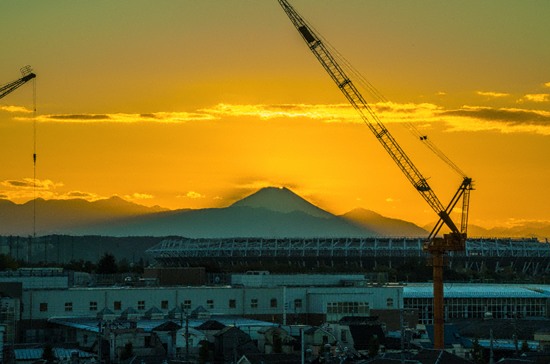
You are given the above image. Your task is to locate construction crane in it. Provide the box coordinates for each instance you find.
[277,0,473,349]
[1,65,38,239]
[0,66,36,100]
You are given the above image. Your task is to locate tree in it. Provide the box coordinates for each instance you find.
[0,253,19,270]
[119,341,134,361]
[198,340,210,364]
[96,252,118,274]
[272,333,283,353]
[471,338,485,364]
[42,343,56,363]
[368,335,380,357]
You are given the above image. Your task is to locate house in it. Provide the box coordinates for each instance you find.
[327,316,385,353]
[257,326,296,354]
[152,320,208,358]
[303,326,338,357]
[196,319,227,343]
[144,306,165,320]
[237,352,302,364]
[14,347,95,364]
[534,328,550,351]
[214,326,259,362]
[411,349,474,364]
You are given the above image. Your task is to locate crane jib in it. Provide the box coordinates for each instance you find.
[279,0,471,247]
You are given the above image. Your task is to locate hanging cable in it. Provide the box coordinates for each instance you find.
[33,76,37,240]
[309,22,467,177]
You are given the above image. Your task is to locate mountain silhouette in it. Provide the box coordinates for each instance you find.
[341,208,427,237]
[1,187,546,238]
[231,187,333,218]
[0,196,166,236]
[72,187,372,238]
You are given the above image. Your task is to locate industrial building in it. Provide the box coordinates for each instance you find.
[1,270,550,345]
[404,283,550,324]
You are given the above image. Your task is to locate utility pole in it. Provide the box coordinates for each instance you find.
[180,303,189,362]
[301,328,305,364]
[98,320,103,364]
[489,329,494,364]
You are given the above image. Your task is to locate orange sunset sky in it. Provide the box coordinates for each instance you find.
[1,0,549,230]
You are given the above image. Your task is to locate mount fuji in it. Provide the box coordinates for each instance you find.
[0,187,428,238]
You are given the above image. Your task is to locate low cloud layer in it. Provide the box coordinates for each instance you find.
[4,100,549,135]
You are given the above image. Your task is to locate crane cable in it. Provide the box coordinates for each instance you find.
[307,20,467,178]
[33,77,37,240]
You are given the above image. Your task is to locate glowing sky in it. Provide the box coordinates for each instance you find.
[1,0,549,229]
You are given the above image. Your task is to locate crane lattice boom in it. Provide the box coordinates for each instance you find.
[0,66,36,100]
[278,0,472,250]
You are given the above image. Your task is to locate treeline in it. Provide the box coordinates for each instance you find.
[0,235,165,266]
[0,252,146,274]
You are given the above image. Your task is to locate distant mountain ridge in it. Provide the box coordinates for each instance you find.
[0,187,547,238]
[70,187,374,238]
[342,208,428,237]
[0,196,167,236]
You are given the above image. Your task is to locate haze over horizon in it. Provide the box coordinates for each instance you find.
[1,1,549,230]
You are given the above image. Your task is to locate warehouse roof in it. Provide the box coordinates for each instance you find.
[403,283,550,299]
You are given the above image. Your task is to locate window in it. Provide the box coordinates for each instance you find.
[326,301,369,315]
[387,298,394,308]
[161,300,169,310]
[183,300,191,310]
[114,301,122,311]
[207,299,214,309]
[39,303,48,312]
[270,298,278,308]
[89,301,98,311]
[294,299,303,309]
[65,302,73,312]
[251,298,258,309]
[138,300,145,310]
[229,299,237,309]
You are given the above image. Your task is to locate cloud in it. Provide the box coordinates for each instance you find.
[66,191,98,198]
[1,178,63,190]
[204,103,357,123]
[204,102,441,125]
[124,193,154,200]
[544,82,550,88]
[183,191,205,199]
[517,94,549,103]
[9,101,550,136]
[0,179,109,202]
[476,91,510,98]
[439,106,550,135]
[0,105,33,113]
[21,111,217,124]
